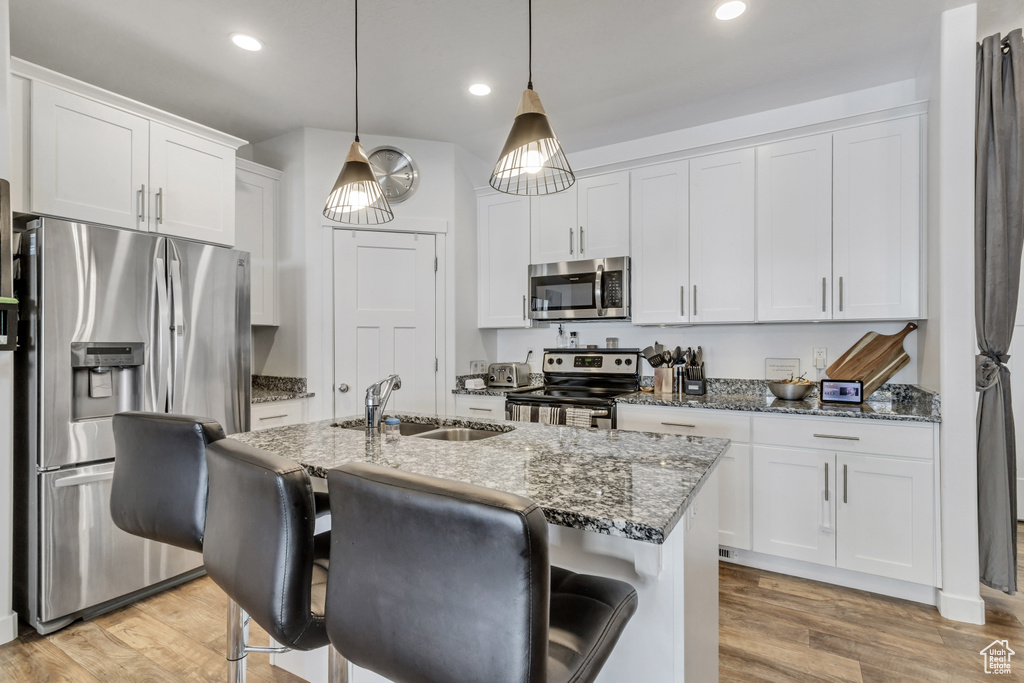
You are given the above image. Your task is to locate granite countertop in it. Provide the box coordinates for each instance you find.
[618,379,940,423]
[230,413,728,545]
[251,375,315,404]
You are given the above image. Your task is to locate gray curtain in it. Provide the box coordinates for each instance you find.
[976,29,1023,595]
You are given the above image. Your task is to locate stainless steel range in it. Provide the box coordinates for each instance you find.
[505,348,640,429]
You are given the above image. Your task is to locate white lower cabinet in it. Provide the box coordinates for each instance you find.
[616,405,751,550]
[751,415,936,585]
[250,399,308,431]
[752,445,836,566]
[454,393,506,419]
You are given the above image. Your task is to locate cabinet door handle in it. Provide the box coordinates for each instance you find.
[680,286,686,317]
[138,184,146,222]
[693,285,698,317]
[568,227,573,255]
[843,464,848,503]
[824,462,829,502]
[839,276,844,312]
[258,414,288,421]
[579,226,585,255]
[469,407,493,412]
[661,422,696,428]
[156,188,164,225]
[822,277,827,313]
[813,433,860,441]
[522,295,527,320]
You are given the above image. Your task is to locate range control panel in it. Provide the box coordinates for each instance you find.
[543,349,639,375]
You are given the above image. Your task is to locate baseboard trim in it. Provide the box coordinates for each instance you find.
[0,610,17,645]
[937,590,986,624]
[721,547,938,606]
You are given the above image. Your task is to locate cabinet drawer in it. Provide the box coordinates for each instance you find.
[454,394,506,419]
[752,415,932,459]
[617,405,750,441]
[250,399,307,431]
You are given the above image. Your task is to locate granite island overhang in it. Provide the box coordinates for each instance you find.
[230,413,727,682]
[230,412,728,545]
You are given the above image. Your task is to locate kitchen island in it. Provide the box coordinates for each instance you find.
[231,414,728,683]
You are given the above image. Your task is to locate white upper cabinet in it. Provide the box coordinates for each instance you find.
[689,149,756,323]
[31,81,149,231]
[530,171,629,263]
[630,161,690,325]
[150,123,236,246]
[17,60,244,246]
[832,117,920,320]
[756,134,834,322]
[478,193,532,328]
[576,172,630,259]
[235,160,281,326]
[530,187,577,263]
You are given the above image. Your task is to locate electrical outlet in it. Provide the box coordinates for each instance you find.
[813,347,827,369]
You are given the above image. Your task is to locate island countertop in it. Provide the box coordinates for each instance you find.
[230,414,728,545]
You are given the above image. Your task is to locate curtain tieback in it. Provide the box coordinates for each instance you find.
[976,351,1010,391]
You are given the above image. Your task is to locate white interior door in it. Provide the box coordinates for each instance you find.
[333,230,437,419]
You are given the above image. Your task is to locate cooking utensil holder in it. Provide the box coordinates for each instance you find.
[654,367,674,394]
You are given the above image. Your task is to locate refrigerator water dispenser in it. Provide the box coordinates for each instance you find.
[70,342,145,421]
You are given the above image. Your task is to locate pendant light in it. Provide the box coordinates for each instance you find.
[489,0,575,196]
[323,0,393,225]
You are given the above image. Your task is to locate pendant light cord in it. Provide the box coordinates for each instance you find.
[354,0,360,141]
[527,0,533,90]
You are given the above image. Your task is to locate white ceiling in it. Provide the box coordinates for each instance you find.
[9,1,1011,160]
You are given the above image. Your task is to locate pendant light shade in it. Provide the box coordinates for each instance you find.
[490,0,574,196]
[322,0,393,225]
[490,89,574,195]
[324,141,394,224]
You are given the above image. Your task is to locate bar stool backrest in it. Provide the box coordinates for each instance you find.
[326,463,551,683]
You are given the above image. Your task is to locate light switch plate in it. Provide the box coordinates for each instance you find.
[765,358,800,380]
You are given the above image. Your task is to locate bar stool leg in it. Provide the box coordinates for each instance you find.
[328,645,349,683]
[227,599,248,683]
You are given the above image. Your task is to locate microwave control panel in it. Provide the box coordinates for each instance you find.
[603,271,623,307]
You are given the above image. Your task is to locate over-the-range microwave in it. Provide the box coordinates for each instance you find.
[528,256,630,321]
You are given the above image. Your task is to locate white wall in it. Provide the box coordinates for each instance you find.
[491,80,928,384]
[0,0,16,647]
[252,127,491,419]
[931,3,984,624]
[497,320,920,384]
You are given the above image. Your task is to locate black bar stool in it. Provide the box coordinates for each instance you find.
[204,438,346,683]
[111,412,338,683]
[325,463,638,683]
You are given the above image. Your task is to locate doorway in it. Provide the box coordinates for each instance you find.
[333,230,437,419]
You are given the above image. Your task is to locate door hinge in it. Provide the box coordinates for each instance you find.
[434,256,438,272]
[435,358,438,372]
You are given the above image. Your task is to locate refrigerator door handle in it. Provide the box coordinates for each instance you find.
[168,243,186,411]
[153,250,171,412]
[54,470,115,488]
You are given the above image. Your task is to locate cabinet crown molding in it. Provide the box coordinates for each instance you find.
[13,58,247,150]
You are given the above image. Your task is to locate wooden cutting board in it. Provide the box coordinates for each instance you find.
[826,322,918,397]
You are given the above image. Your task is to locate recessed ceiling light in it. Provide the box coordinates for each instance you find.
[469,83,491,96]
[714,0,747,20]
[231,33,263,51]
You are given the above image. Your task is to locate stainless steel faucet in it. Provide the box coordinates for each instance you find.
[366,374,401,435]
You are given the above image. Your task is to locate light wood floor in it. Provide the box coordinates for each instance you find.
[1,525,1021,682]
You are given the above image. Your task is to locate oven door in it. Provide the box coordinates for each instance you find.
[528,257,629,320]
[505,397,615,429]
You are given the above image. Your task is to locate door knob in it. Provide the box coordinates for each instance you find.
[338,383,349,393]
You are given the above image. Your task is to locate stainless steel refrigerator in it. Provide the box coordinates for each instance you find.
[13,217,250,634]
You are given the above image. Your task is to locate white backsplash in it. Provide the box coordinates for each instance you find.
[495,320,921,385]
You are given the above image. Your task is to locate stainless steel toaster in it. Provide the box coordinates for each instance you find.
[487,362,532,388]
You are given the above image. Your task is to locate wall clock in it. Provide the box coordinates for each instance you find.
[367,146,419,204]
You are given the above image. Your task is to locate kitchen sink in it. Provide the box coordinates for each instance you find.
[342,422,439,436]
[414,427,503,442]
